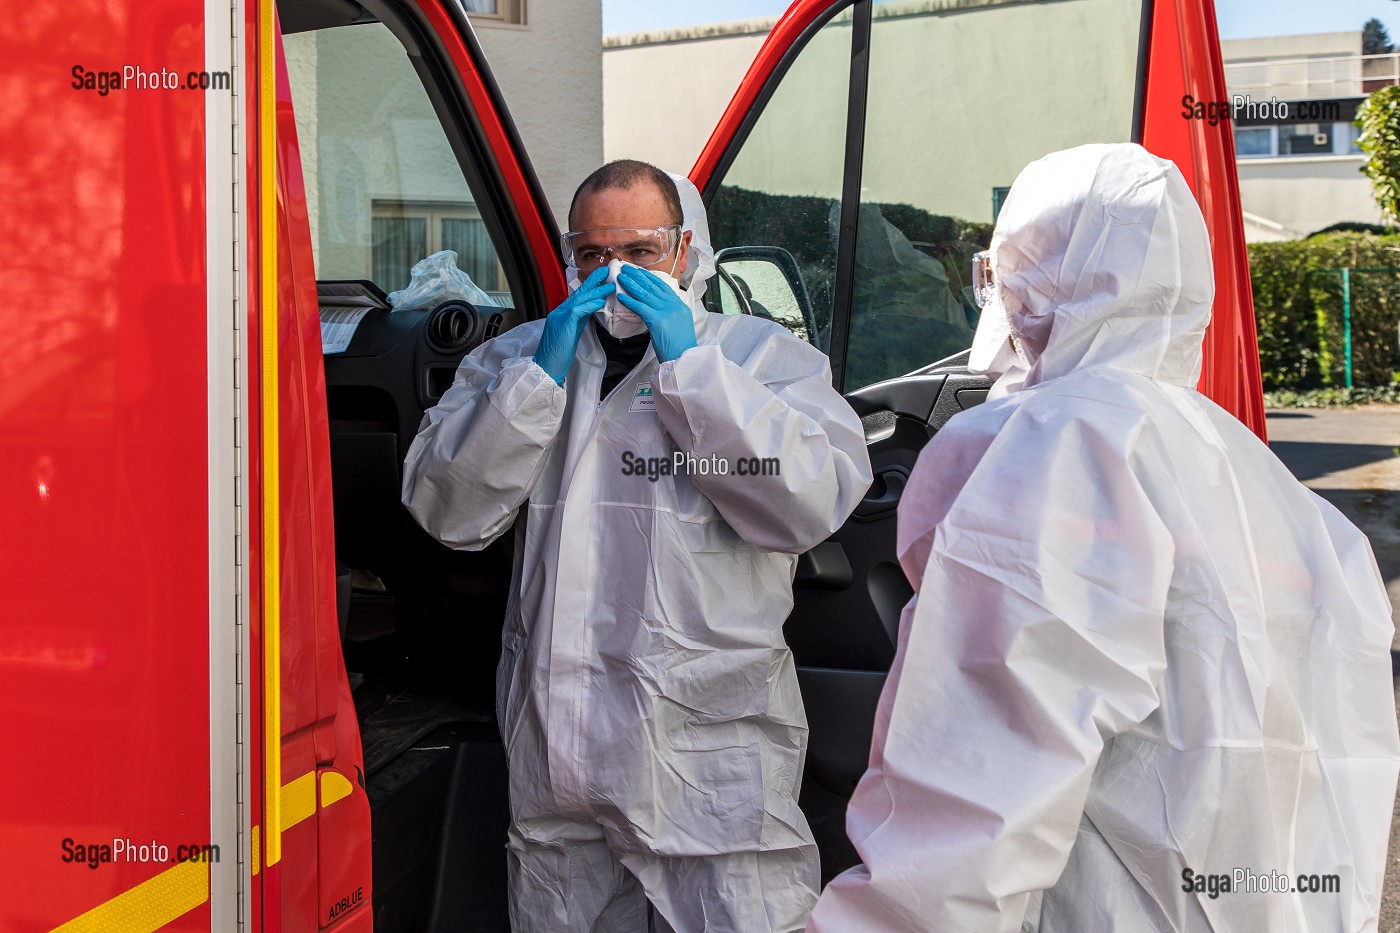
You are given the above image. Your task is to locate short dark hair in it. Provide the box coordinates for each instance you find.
[568,159,683,230]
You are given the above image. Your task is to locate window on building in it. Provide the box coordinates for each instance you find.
[991,186,1011,220]
[1279,122,1332,156]
[1235,127,1274,158]
[464,0,526,26]
[372,201,506,298]
[1225,57,1270,95]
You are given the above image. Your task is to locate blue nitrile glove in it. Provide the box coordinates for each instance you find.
[615,266,698,364]
[533,266,615,385]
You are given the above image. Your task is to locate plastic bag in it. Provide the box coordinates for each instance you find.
[386,250,500,312]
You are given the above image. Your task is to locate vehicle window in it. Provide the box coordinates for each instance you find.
[284,23,517,307]
[706,10,853,353]
[708,0,1146,391]
[843,0,1145,389]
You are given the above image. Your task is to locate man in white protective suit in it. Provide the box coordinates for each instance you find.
[806,143,1400,932]
[401,159,873,932]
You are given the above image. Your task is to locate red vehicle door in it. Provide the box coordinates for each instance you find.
[686,0,1263,883]
[267,3,568,930]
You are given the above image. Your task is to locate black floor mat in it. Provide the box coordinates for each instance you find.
[352,676,493,774]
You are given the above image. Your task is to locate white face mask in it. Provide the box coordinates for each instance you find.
[592,256,689,339]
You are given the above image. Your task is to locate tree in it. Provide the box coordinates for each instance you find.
[1356,86,1400,224]
[1363,18,1393,55]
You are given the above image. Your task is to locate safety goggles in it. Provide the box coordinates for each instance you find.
[561,225,681,273]
[972,250,996,309]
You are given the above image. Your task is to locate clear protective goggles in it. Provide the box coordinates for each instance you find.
[561,224,681,274]
[972,250,997,309]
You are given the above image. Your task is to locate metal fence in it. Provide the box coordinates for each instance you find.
[1306,267,1400,388]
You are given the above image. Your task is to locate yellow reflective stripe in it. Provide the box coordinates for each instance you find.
[320,770,355,808]
[251,768,357,876]
[48,860,208,933]
[258,0,282,870]
[280,771,317,833]
[251,824,260,877]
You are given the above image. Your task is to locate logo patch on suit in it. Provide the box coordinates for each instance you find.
[629,382,655,413]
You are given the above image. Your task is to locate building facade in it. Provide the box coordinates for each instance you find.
[1225,31,1398,241]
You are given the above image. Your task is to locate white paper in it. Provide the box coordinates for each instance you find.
[321,307,370,355]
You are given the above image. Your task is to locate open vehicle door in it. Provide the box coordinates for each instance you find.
[273,1,569,929]
[688,0,1264,879]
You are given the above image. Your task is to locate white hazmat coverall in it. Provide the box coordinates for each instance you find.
[807,143,1400,933]
[402,175,873,932]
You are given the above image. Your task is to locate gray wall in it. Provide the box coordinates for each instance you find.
[604,18,771,177]
[475,8,605,228]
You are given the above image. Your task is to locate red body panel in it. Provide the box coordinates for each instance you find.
[245,23,374,933]
[1142,0,1268,438]
[690,0,1268,437]
[0,0,214,928]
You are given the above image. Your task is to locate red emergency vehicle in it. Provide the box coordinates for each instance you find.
[1,0,1260,928]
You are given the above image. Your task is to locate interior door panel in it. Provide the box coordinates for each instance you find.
[786,365,991,879]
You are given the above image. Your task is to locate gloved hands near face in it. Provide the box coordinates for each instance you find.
[533,265,615,384]
[615,265,698,363]
[536,263,698,383]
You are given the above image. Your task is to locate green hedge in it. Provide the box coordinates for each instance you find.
[1249,232,1400,389]
[1263,385,1400,408]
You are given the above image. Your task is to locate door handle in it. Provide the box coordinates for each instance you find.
[795,541,853,590]
[855,467,909,517]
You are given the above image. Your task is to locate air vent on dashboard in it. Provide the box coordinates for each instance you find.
[424,301,477,354]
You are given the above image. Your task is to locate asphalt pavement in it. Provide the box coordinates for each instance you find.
[1265,405,1400,931]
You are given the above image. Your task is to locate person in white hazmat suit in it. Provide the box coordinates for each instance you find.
[806,143,1400,933]
[402,160,873,932]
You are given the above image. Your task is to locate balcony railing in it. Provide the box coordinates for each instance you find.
[1225,52,1400,101]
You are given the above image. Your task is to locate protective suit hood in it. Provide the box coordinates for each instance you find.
[667,170,716,301]
[968,143,1213,392]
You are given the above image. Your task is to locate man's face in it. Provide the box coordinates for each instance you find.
[567,181,690,280]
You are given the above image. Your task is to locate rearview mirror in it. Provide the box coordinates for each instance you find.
[711,246,819,346]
